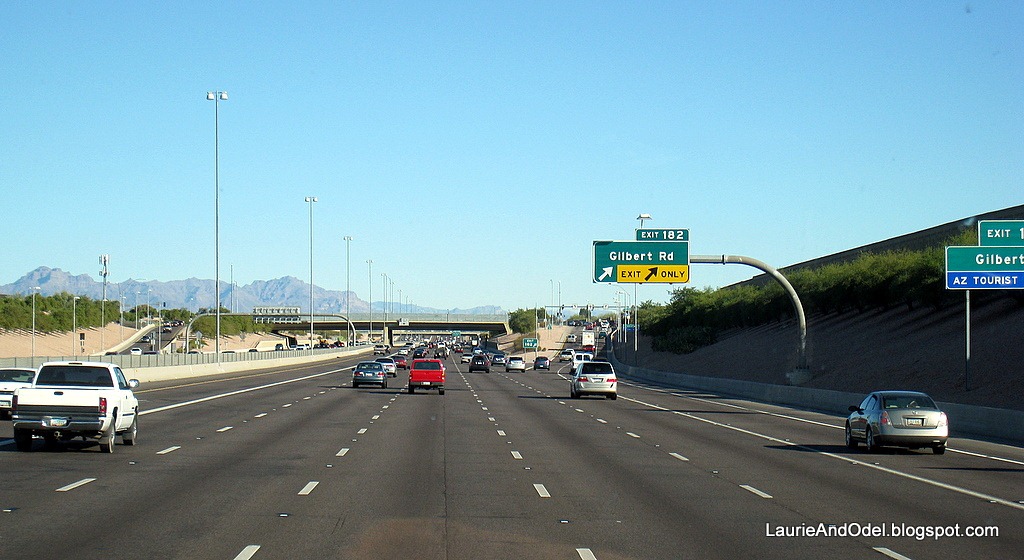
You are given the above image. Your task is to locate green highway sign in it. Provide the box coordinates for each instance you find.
[593,240,689,284]
[979,220,1024,247]
[636,228,689,241]
[451,331,462,337]
[523,338,538,349]
[945,246,1024,289]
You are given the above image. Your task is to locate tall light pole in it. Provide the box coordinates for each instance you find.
[305,196,318,353]
[382,273,389,324]
[120,296,126,342]
[99,255,108,351]
[634,213,652,360]
[344,235,352,345]
[31,287,40,360]
[207,89,228,360]
[72,295,80,356]
[366,259,374,343]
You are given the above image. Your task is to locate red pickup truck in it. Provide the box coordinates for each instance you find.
[408,358,445,395]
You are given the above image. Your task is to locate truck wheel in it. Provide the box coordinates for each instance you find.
[439,388,445,395]
[99,420,116,454]
[122,416,138,446]
[408,386,414,394]
[14,428,33,452]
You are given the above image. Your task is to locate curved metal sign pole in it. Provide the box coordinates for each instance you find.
[691,255,808,370]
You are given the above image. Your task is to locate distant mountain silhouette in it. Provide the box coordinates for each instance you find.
[1,267,504,315]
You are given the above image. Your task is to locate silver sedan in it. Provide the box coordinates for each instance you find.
[846,391,948,454]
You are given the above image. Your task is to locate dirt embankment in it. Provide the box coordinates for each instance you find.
[627,294,1024,411]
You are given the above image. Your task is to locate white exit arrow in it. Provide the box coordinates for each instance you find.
[598,267,613,281]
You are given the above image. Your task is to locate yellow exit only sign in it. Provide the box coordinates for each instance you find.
[616,265,689,283]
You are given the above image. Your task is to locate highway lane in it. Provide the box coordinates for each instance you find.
[1,352,1021,559]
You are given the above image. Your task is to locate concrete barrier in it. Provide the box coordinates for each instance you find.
[124,346,374,383]
[609,350,1024,446]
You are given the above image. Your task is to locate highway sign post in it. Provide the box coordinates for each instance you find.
[593,240,689,284]
[945,222,1024,392]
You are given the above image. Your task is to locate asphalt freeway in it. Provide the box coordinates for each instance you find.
[1,352,1022,559]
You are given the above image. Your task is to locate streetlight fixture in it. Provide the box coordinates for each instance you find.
[72,295,80,356]
[31,287,41,361]
[344,235,353,346]
[207,89,228,360]
[305,196,318,353]
[366,259,374,343]
[637,213,652,229]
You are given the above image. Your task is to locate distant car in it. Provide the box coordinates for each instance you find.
[505,356,526,372]
[846,391,948,454]
[558,349,574,362]
[570,361,617,399]
[566,334,578,343]
[374,344,389,355]
[434,347,449,359]
[352,361,388,388]
[248,348,259,353]
[571,352,594,370]
[468,355,491,373]
[391,355,409,370]
[460,353,473,363]
[0,367,35,420]
[533,356,551,371]
[412,347,428,359]
[129,347,142,356]
[490,354,507,366]
[375,357,398,377]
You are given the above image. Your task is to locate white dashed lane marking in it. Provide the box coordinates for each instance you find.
[577,549,598,560]
[56,478,96,492]
[669,452,689,462]
[511,451,523,460]
[336,448,350,457]
[157,446,181,455]
[740,484,773,499]
[232,545,261,560]
[534,484,551,498]
[217,426,234,433]
[298,481,320,496]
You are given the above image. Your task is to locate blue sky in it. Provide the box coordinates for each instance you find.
[2,1,1021,311]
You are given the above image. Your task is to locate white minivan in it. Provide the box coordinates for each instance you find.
[571,352,594,370]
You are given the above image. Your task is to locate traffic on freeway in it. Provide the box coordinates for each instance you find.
[1,336,1020,560]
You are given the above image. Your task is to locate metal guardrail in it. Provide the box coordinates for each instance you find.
[0,346,358,370]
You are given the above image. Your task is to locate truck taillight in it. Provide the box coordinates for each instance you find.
[99,397,108,415]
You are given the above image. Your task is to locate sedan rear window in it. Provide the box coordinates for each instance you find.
[580,362,613,374]
[882,395,936,409]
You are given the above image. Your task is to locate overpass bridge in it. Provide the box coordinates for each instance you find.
[185,312,510,347]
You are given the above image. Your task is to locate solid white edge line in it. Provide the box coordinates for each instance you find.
[298,481,320,496]
[56,478,96,492]
[232,545,261,560]
[534,483,551,498]
[157,446,181,455]
[740,484,773,499]
[619,394,1024,512]
[336,448,350,457]
[577,548,598,560]
[873,547,914,560]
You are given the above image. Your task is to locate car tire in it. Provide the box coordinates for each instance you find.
[844,424,858,449]
[383,380,388,388]
[608,393,617,400]
[14,428,33,452]
[353,383,359,388]
[408,386,414,394]
[122,416,138,446]
[932,444,946,455]
[865,428,879,452]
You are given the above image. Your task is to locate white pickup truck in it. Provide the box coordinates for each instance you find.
[12,361,140,453]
